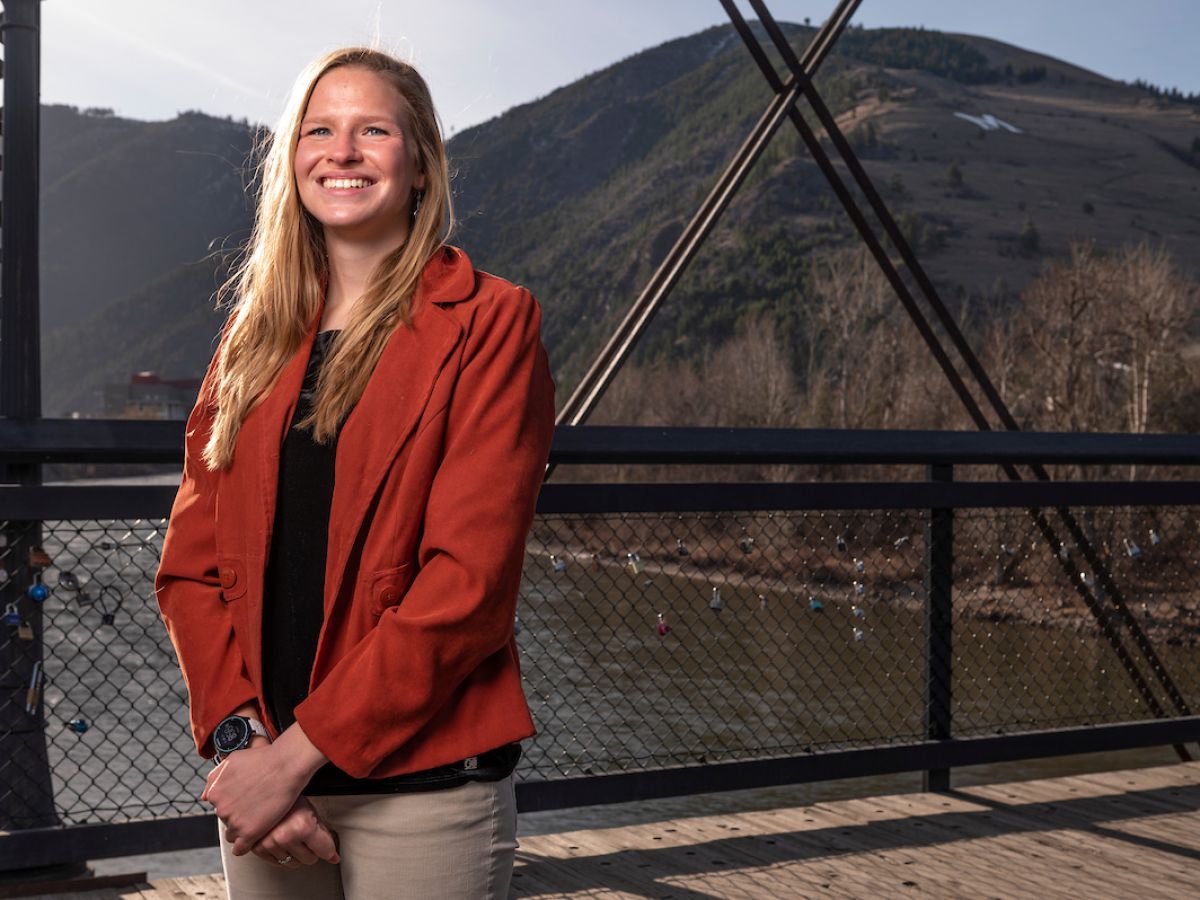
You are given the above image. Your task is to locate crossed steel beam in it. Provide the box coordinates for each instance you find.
[555,1,860,428]
[554,0,1193,758]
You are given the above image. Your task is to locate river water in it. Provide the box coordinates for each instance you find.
[19,479,1196,835]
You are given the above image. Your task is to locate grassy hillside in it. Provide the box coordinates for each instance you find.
[39,106,255,414]
[447,23,1200,400]
[38,23,1200,425]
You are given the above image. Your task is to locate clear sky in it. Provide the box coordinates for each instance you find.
[41,1,1199,134]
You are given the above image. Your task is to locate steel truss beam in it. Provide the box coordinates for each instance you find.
[556,0,1193,757]
[553,0,864,429]
[733,0,1192,754]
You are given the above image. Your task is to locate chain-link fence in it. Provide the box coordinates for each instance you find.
[1,518,181,829]
[3,500,1197,831]
[521,505,1200,775]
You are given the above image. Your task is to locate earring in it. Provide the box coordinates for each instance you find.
[412,190,424,220]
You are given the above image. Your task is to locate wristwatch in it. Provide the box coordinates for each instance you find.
[213,714,270,762]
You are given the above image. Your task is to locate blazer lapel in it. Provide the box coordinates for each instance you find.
[324,246,475,613]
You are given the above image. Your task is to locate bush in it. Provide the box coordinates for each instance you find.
[838,27,1001,85]
[1019,216,1040,254]
[1017,65,1047,84]
[946,161,963,189]
[852,120,879,150]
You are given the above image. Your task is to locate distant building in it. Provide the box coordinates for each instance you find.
[101,372,201,420]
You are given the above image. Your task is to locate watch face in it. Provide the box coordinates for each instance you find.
[214,717,250,753]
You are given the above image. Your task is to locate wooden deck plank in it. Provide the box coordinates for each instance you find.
[659,861,865,900]
[938,773,1200,895]
[806,796,1044,898]
[933,790,1180,879]
[968,765,1200,838]
[848,796,1186,900]
[719,824,986,900]
[522,806,928,898]
[520,816,846,898]
[708,816,908,898]
[14,763,1200,899]
[719,807,900,894]
[955,765,1200,865]
[518,816,864,897]
[519,856,665,897]
[1080,762,1200,791]
[1096,811,1200,855]
[1071,769,1200,811]
[808,795,1024,882]
[757,801,989,897]
[816,787,1190,897]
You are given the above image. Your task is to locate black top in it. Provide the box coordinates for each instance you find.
[261,329,519,795]
[262,329,340,747]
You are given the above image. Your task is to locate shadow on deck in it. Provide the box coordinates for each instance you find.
[7,762,1200,899]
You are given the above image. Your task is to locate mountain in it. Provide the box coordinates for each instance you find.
[447,23,1200,394]
[39,105,256,414]
[36,23,1200,417]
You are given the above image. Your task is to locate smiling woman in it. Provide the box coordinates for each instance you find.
[153,47,555,900]
[294,67,427,263]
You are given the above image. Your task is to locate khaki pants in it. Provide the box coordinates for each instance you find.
[218,776,517,899]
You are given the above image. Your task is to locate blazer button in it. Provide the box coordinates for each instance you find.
[380,587,400,605]
[219,567,237,589]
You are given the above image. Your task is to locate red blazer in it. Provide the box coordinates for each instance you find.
[154,245,556,779]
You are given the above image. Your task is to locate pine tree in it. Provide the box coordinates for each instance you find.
[946,161,964,190]
[1019,216,1040,254]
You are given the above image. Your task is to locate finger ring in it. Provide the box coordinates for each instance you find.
[277,855,294,865]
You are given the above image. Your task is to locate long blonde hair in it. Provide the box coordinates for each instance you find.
[201,48,454,470]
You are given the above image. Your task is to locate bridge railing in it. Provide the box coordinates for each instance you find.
[2,423,1199,871]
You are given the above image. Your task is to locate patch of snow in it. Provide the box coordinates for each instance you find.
[953,112,1023,133]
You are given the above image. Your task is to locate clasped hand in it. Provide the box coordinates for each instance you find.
[202,743,339,867]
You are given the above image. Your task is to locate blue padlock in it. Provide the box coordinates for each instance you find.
[27,582,49,603]
[3,602,20,626]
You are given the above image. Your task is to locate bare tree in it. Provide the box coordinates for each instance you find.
[1013,238,1198,440]
[1014,240,1118,433]
[705,312,800,429]
[809,246,895,429]
[806,245,960,431]
[1097,241,1198,436]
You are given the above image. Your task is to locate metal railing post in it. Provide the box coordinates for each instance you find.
[924,464,953,791]
[0,3,74,887]
[0,0,43,422]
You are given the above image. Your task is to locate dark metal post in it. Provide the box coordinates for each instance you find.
[0,0,43,422]
[924,464,953,791]
[0,2,74,886]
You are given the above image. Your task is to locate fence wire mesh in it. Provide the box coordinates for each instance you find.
[1,504,1198,829]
